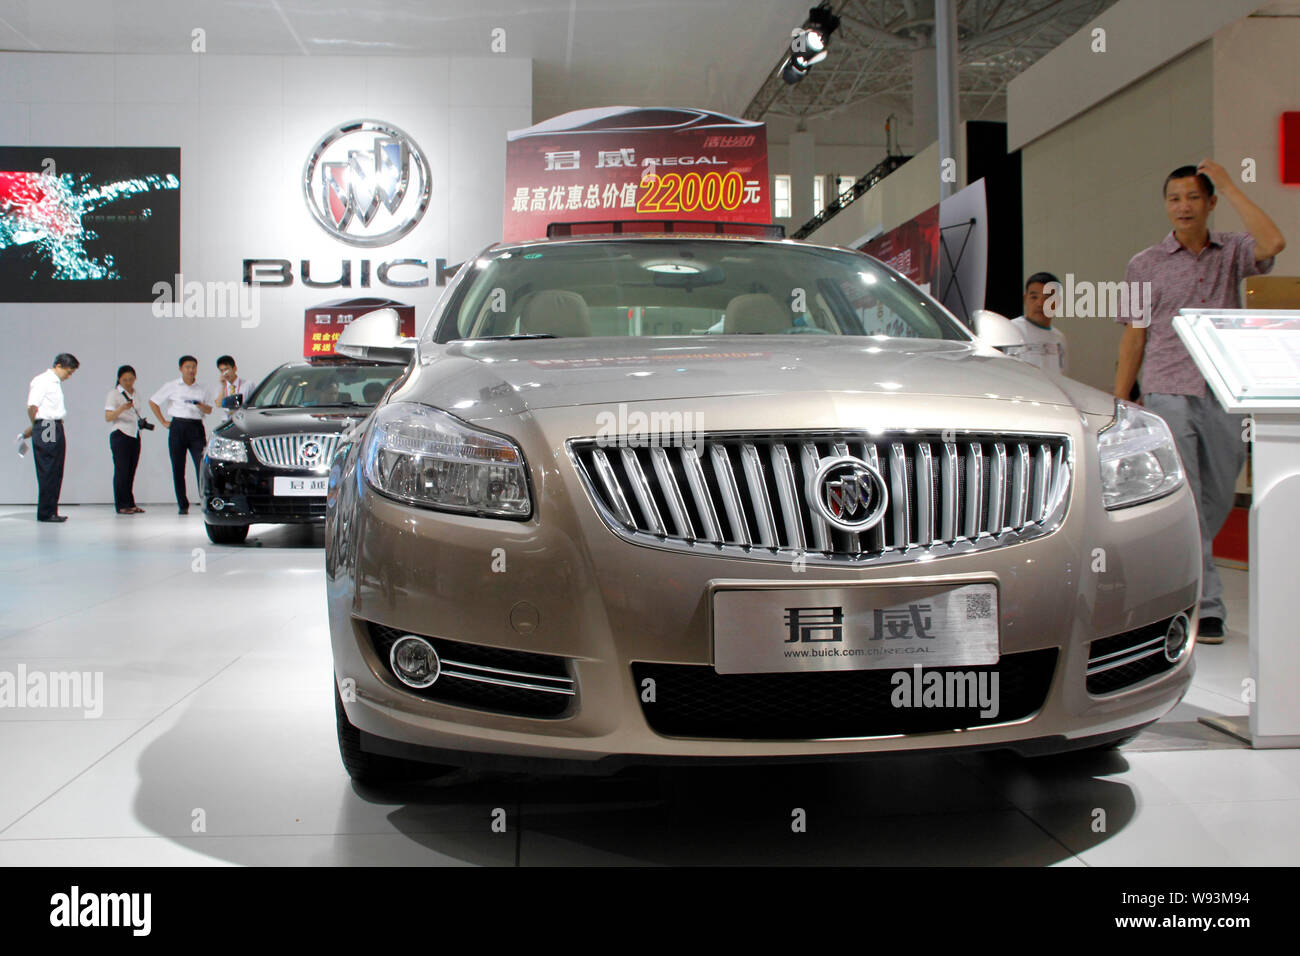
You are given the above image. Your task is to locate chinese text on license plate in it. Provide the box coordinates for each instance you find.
[713,582,999,674]
[273,476,328,497]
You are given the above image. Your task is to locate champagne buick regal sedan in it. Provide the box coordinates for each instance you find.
[325,222,1200,783]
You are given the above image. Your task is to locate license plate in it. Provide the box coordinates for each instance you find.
[712,582,999,674]
[273,476,327,497]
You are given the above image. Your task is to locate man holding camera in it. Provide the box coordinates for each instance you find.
[150,355,212,515]
[212,354,252,423]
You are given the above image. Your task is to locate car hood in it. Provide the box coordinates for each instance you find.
[216,406,370,439]
[399,336,1113,420]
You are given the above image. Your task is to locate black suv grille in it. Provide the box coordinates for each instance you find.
[246,494,327,517]
[632,649,1057,740]
[368,624,574,719]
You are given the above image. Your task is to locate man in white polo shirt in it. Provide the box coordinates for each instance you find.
[149,355,212,514]
[26,353,79,522]
[211,354,253,423]
[1006,271,1069,376]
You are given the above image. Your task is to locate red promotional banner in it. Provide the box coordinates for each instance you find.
[860,204,940,293]
[303,297,414,359]
[504,107,771,242]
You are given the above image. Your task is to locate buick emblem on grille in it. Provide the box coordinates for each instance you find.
[300,440,322,463]
[809,456,889,533]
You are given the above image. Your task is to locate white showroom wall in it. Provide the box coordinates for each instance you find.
[0,52,532,506]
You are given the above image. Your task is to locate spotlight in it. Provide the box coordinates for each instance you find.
[782,2,841,85]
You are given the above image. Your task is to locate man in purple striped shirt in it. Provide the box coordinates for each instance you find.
[1114,160,1285,642]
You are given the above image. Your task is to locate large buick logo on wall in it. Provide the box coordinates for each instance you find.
[302,119,431,247]
[809,456,889,533]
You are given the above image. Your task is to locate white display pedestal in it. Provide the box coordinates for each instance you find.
[1175,309,1300,748]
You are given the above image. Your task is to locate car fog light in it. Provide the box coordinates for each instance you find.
[1165,613,1191,662]
[390,635,441,688]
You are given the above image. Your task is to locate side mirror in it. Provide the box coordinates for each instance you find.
[221,394,243,410]
[336,308,416,364]
[972,309,1025,350]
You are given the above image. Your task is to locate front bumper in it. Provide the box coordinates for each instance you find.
[202,457,329,525]
[327,395,1201,769]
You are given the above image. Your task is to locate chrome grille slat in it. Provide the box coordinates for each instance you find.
[680,446,722,543]
[799,442,832,552]
[573,431,1071,564]
[621,447,665,535]
[438,659,577,695]
[1087,635,1166,668]
[1010,443,1031,529]
[915,442,935,547]
[590,448,634,526]
[1032,444,1051,522]
[1085,643,1167,676]
[988,443,1007,534]
[709,444,751,546]
[740,443,778,548]
[770,443,806,549]
[858,441,886,553]
[964,441,983,538]
[889,442,909,549]
[940,442,958,541]
[650,445,694,540]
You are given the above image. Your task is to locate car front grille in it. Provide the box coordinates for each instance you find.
[632,649,1057,740]
[368,624,574,719]
[245,495,328,518]
[570,431,1070,564]
[249,433,341,470]
[1086,612,1191,695]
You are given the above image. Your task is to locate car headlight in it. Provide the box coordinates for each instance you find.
[362,402,531,518]
[1097,401,1184,509]
[207,435,247,463]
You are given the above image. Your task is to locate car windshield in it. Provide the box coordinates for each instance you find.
[434,239,967,343]
[247,364,404,408]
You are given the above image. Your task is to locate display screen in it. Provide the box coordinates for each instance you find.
[0,146,180,302]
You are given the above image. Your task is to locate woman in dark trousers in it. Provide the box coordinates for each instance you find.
[105,365,145,514]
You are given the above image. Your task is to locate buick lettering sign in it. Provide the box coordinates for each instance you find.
[303,119,431,247]
[809,456,889,533]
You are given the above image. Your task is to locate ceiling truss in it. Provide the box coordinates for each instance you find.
[745,0,1118,125]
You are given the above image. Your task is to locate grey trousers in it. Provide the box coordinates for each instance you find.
[1144,393,1247,622]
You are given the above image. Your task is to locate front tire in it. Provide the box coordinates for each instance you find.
[205,522,249,545]
[334,685,456,784]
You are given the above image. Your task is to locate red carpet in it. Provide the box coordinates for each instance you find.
[1213,506,1249,566]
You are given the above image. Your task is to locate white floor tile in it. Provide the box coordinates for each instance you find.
[0,508,1294,865]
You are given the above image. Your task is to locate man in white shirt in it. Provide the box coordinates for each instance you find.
[1007,271,1069,376]
[149,355,212,514]
[26,353,79,522]
[211,354,253,422]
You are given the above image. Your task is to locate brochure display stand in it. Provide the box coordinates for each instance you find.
[1174,309,1300,748]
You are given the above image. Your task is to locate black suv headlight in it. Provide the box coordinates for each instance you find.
[207,435,248,463]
